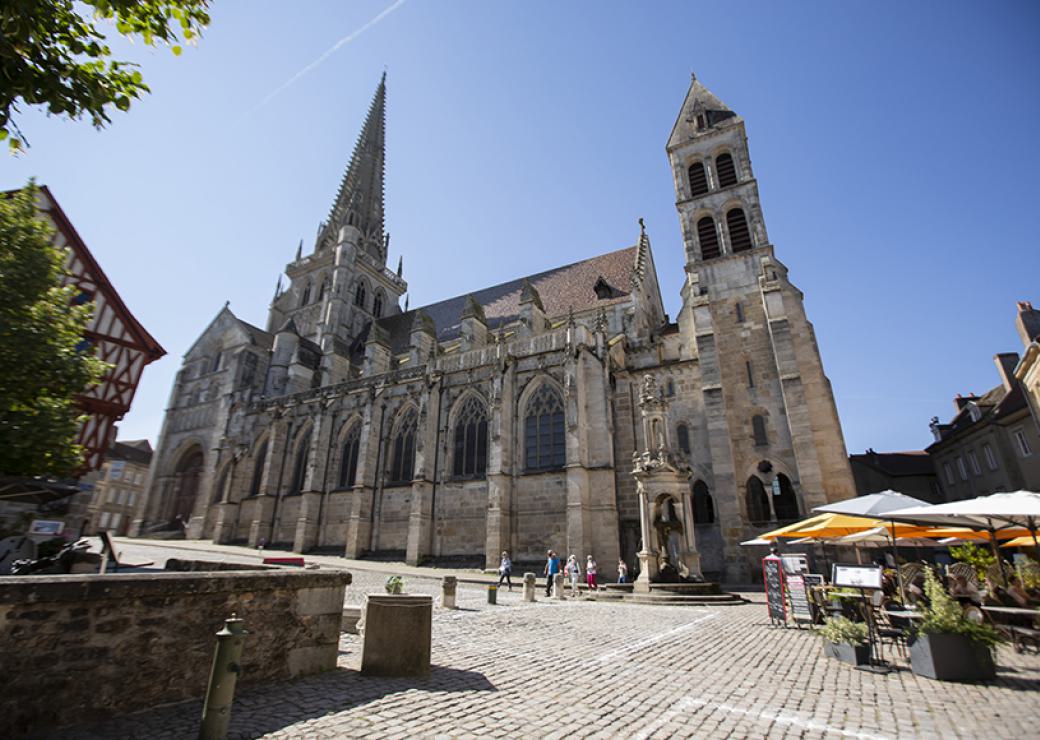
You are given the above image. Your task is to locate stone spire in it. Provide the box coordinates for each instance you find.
[323,72,387,261]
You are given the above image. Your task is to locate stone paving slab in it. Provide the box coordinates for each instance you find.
[52,565,1040,739]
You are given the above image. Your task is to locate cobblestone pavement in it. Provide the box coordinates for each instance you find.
[54,560,1040,740]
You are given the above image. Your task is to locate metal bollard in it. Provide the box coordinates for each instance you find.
[199,614,247,740]
[487,584,497,605]
[442,576,457,609]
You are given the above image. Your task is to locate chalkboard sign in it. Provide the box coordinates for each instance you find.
[786,574,813,624]
[762,556,786,625]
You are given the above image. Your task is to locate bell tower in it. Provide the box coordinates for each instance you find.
[669,74,856,581]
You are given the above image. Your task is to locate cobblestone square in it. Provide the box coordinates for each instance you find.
[55,547,1040,740]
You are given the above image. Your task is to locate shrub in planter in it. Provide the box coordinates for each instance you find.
[818,616,870,666]
[384,575,404,594]
[909,568,1003,681]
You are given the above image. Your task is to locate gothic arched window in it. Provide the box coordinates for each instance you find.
[248,440,268,497]
[339,423,361,489]
[727,208,753,253]
[214,467,231,504]
[688,161,709,197]
[692,480,715,524]
[677,423,690,455]
[355,282,367,308]
[697,217,720,260]
[300,282,312,307]
[389,409,417,484]
[715,152,738,188]
[746,476,770,524]
[773,473,800,522]
[452,396,488,479]
[373,291,384,318]
[318,278,327,302]
[524,383,565,472]
[289,430,312,494]
[752,415,768,447]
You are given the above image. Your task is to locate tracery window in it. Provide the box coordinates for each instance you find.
[692,480,715,524]
[697,217,720,260]
[727,208,753,252]
[715,152,738,188]
[524,384,565,472]
[339,423,361,489]
[289,430,312,494]
[373,291,384,318]
[746,476,770,524]
[452,396,488,479]
[773,473,800,521]
[389,409,417,484]
[248,441,268,497]
[355,282,367,308]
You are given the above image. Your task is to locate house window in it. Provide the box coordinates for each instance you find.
[524,384,565,472]
[289,430,312,494]
[453,396,489,479]
[355,282,367,308]
[692,480,715,524]
[956,456,967,481]
[249,441,269,496]
[983,444,998,471]
[726,208,753,252]
[715,153,738,187]
[389,409,418,484]
[752,415,768,447]
[688,161,709,197]
[745,477,770,524]
[677,424,690,455]
[943,462,954,485]
[967,450,981,476]
[697,217,720,260]
[1013,428,1033,457]
[339,424,361,489]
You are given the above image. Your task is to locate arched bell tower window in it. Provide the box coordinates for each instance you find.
[745,476,770,524]
[688,161,709,197]
[715,152,738,188]
[524,383,565,472]
[389,409,417,484]
[727,208,753,253]
[452,396,488,479]
[697,217,720,260]
[677,424,690,455]
[773,473,800,522]
[339,423,361,489]
[752,415,768,447]
[355,282,367,308]
[372,291,384,318]
[692,480,715,524]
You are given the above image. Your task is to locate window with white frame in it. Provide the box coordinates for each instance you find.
[956,456,967,480]
[1013,428,1032,457]
[99,511,111,528]
[944,462,955,485]
[967,450,981,476]
[983,443,998,471]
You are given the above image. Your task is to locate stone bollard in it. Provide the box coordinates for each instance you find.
[553,573,565,600]
[199,614,247,740]
[523,572,536,602]
[487,584,497,605]
[442,576,457,609]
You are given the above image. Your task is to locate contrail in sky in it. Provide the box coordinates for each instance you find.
[248,0,407,114]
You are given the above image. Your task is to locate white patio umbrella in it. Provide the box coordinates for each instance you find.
[740,537,773,547]
[885,491,1040,585]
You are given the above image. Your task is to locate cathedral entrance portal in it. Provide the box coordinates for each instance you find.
[170,448,204,529]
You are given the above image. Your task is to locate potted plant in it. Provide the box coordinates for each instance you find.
[908,568,1003,681]
[818,616,870,666]
[384,575,404,594]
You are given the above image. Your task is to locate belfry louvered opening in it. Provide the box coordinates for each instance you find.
[688,162,709,197]
[727,208,753,252]
[715,153,738,187]
[697,217,720,260]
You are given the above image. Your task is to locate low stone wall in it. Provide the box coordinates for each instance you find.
[0,568,351,736]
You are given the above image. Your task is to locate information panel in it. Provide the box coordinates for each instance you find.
[762,556,786,625]
[832,564,883,590]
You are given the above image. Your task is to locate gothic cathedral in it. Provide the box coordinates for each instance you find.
[134,75,855,583]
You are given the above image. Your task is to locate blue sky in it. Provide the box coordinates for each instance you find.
[4,1,1039,455]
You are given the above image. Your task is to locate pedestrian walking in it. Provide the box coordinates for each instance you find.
[498,551,513,591]
[617,558,628,584]
[565,554,581,596]
[586,555,598,591]
[544,550,561,597]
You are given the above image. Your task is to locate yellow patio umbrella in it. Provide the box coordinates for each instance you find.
[759,512,882,540]
[1001,534,1040,548]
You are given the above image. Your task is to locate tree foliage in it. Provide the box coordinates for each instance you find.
[0,0,210,152]
[0,183,107,477]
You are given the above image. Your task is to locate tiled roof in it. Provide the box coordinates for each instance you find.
[108,440,153,466]
[372,246,638,355]
[236,317,273,349]
[849,450,935,478]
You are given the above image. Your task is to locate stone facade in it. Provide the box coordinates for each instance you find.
[0,568,350,736]
[1014,301,1040,440]
[135,74,855,583]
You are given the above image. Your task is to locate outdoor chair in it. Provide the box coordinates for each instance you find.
[871,590,907,661]
[948,562,979,590]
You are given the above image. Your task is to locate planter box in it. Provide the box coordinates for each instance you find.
[908,632,996,682]
[823,641,871,666]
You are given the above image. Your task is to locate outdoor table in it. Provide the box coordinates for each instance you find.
[883,610,923,633]
[981,606,1040,653]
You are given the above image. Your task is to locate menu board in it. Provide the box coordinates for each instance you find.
[786,574,813,624]
[832,564,883,590]
[762,556,786,625]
